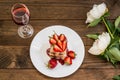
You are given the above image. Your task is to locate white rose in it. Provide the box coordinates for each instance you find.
[86,3,108,23]
[88,32,111,55]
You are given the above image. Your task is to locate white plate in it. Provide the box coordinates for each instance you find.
[30,25,85,78]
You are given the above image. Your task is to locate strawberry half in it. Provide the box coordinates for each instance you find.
[59,34,66,42]
[62,40,67,51]
[64,57,72,65]
[49,37,57,45]
[58,59,64,65]
[53,45,63,52]
[67,51,76,59]
[53,33,59,41]
[57,40,63,49]
[48,58,57,69]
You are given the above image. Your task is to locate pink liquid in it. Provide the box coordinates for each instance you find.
[12,7,30,25]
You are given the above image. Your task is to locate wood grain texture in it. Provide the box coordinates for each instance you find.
[0,0,120,80]
[1,46,119,69]
[0,20,106,46]
[0,0,119,20]
[0,69,119,80]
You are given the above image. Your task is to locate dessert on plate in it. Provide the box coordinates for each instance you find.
[46,32,76,69]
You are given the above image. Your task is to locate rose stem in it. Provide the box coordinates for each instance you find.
[102,17,114,39]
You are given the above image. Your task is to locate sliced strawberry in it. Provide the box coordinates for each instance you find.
[59,34,66,42]
[62,40,67,51]
[53,45,63,52]
[53,33,59,41]
[67,51,76,59]
[58,59,64,65]
[64,57,72,65]
[48,58,57,69]
[57,40,63,49]
[49,38,56,45]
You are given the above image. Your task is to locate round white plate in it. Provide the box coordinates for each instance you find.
[30,25,85,78]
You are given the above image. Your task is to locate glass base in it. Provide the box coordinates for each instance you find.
[18,24,34,38]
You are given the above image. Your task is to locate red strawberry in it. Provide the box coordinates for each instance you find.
[49,38,56,45]
[48,58,57,69]
[62,40,67,51]
[57,40,63,49]
[53,33,59,41]
[64,57,72,65]
[58,59,64,65]
[67,51,76,59]
[59,34,66,42]
[53,45,63,52]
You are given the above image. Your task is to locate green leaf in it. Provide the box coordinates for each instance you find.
[115,16,120,28]
[88,18,102,27]
[109,37,120,48]
[114,16,120,36]
[99,50,118,66]
[105,50,118,65]
[104,54,110,61]
[98,54,106,60]
[110,59,117,65]
[117,27,120,33]
[109,47,120,61]
[113,28,120,36]
[106,20,115,34]
[106,50,116,61]
[113,75,120,80]
[86,34,99,39]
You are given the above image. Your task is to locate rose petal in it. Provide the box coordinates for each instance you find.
[86,3,107,23]
[88,32,111,55]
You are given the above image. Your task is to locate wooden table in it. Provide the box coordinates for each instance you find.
[0,0,120,80]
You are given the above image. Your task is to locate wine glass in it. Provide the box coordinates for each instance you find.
[11,3,34,38]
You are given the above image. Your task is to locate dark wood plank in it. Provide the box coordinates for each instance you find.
[0,46,118,69]
[109,0,120,19]
[0,20,106,46]
[0,0,119,20]
[0,5,90,20]
[0,68,119,80]
[0,0,106,3]
[0,0,120,80]
[0,0,118,7]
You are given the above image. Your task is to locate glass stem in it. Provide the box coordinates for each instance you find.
[22,25,29,36]
[24,25,27,32]
[102,17,114,39]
